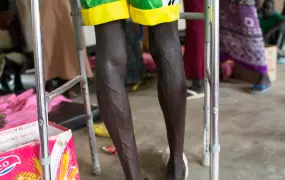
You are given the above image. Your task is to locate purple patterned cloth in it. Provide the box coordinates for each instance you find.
[220,0,267,73]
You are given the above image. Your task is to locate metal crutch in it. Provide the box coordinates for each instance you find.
[209,0,220,179]
[203,0,212,168]
[31,0,50,178]
[180,0,220,178]
[180,6,211,169]
[31,0,101,179]
[69,0,101,175]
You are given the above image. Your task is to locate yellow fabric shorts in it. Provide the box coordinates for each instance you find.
[80,0,181,26]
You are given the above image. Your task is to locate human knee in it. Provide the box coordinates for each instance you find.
[95,21,127,71]
[96,39,127,73]
[105,47,127,71]
[150,22,179,43]
[95,48,127,93]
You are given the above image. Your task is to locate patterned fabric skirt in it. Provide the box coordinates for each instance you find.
[220,0,267,73]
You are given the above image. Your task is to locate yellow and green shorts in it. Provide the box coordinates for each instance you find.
[80,0,181,26]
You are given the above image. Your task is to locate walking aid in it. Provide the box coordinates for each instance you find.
[181,0,220,179]
[31,0,101,179]
[31,0,219,178]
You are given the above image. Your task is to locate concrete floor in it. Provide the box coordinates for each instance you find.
[73,66,285,180]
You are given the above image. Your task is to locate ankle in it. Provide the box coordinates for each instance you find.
[256,73,271,85]
[125,173,144,180]
[167,156,186,180]
[168,153,185,169]
[169,155,184,164]
[189,79,204,92]
[192,79,204,88]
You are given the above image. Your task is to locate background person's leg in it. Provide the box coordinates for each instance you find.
[149,21,187,180]
[95,21,144,180]
[122,20,146,86]
[183,0,205,98]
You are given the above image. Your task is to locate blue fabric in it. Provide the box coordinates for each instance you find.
[251,84,270,94]
[278,57,285,64]
[139,25,143,40]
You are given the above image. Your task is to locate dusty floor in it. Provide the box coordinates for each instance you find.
[73,66,285,180]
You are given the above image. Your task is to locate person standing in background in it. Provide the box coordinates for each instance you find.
[183,0,205,99]
[123,20,146,90]
[0,1,27,94]
[220,0,271,93]
[259,0,285,63]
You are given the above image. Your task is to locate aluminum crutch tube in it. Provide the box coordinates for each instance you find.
[31,0,51,179]
[70,0,101,175]
[203,0,211,167]
[210,0,220,179]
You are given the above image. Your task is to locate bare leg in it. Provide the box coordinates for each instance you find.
[149,21,187,180]
[95,21,144,180]
[257,72,271,86]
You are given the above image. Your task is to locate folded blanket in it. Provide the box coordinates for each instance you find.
[0,89,71,128]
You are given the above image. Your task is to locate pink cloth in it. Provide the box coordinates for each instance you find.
[142,47,185,73]
[0,89,71,128]
[142,53,156,73]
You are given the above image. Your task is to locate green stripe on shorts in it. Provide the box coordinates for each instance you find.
[129,0,181,10]
[129,0,163,10]
[80,0,118,9]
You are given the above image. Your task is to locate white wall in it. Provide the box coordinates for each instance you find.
[83,26,96,47]
[83,3,186,47]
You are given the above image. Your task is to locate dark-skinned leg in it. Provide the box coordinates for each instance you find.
[256,72,271,86]
[149,21,187,180]
[95,20,144,180]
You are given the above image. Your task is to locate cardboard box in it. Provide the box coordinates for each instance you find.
[0,121,80,180]
[233,44,277,83]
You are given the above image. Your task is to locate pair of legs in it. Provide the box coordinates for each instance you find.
[95,20,186,180]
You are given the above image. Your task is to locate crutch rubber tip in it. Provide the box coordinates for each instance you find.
[202,157,210,167]
[92,166,102,176]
